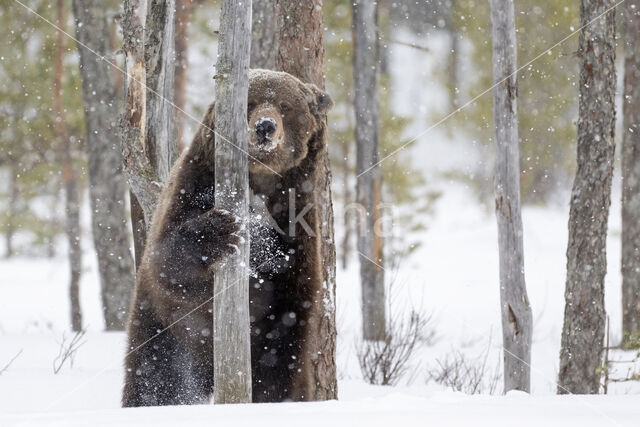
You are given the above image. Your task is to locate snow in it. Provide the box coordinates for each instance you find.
[1,179,638,426]
[2,387,638,427]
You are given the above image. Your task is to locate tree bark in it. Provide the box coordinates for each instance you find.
[213,0,253,404]
[489,0,532,393]
[250,0,279,69]
[145,0,178,182]
[275,0,338,400]
[57,0,83,332]
[621,0,640,346]
[121,0,177,269]
[72,0,136,331]
[352,0,386,342]
[558,0,616,394]
[174,0,192,152]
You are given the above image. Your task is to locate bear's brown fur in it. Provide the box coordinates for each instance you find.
[122,69,333,406]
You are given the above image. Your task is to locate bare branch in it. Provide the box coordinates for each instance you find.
[0,349,23,375]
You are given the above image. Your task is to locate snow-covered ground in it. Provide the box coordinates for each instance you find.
[1,178,639,426]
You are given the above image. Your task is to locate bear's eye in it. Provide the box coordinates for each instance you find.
[248,102,256,113]
[279,102,290,113]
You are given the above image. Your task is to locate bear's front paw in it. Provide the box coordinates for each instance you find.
[198,208,245,265]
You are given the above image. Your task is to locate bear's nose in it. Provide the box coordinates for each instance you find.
[255,117,277,140]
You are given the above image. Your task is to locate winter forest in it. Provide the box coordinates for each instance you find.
[1,0,640,425]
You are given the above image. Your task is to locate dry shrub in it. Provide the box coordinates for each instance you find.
[358,310,435,385]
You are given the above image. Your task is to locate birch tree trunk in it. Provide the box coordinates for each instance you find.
[57,0,83,332]
[352,0,386,342]
[489,0,532,393]
[275,0,338,400]
[72,0,135,330]
[558,0,616,394]
[621,0,640,346]
[212,0,253,404]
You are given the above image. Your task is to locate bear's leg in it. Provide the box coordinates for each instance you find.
[250,281,301,402]
[122,302,212,407]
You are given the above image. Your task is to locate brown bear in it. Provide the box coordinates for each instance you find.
[122,69,333,407]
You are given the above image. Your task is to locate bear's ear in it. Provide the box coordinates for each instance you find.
[306,84,334,116]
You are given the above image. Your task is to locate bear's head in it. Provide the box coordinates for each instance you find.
[246,69,333,175]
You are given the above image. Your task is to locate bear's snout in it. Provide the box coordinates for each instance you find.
[255,117,277,142]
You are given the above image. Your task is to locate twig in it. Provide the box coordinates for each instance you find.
[53,329,87,374]
[0,349,23,375]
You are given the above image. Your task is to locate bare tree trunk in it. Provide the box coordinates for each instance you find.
[212,0,253,404]
[352,0,386,342]
[72,0,136,331]
[341,138,352,270]
[250,0,279,69]
[377,0,390,77]
[56,0,83,332]
[558,0,616,394]
[121,0,152,269]
[121,0,176,269]
[621,0,640,346]
[489,0,532,393]
[145,0,177,181]
[275,0,337,401]
[5,164,17,258]
[174,0,191,152]
[446,0,459,110]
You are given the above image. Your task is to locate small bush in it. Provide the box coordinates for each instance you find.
[357,310,434,386]
[427,341,501,395]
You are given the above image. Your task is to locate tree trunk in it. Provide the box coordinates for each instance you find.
[145,0,178,182]
[621,0,640,346]
[341,138,352,270]
[489,0,532,393]
[212,0,253,404]
[56,0,83,332]
[250,0,279,69]
[72,0,136,331]
[121,0,152,269]
[352,0,386,342]
[120,0,176,268]
[558,0,616,394]
[174,0,191,152]
[446,0,459,110]
[5,163,17,258]
[275,0,337,400]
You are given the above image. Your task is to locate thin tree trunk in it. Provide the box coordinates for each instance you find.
[250,0,279,69]
[120,0,176,267]
[377,0,390,77]
[621,0,640,346]
[174,0,190,152]
[56,0,82,332]
[341,138,351,270]
[446,0,459,110]
[489,0,532,393]
[352,0,386,342]
[275,0,337,400]
[72,0,136,331]
[145,0,177,181]
[5,163,17,258]
[121,0,152,269]
[558,0,616,394]
[212,0,253,404]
